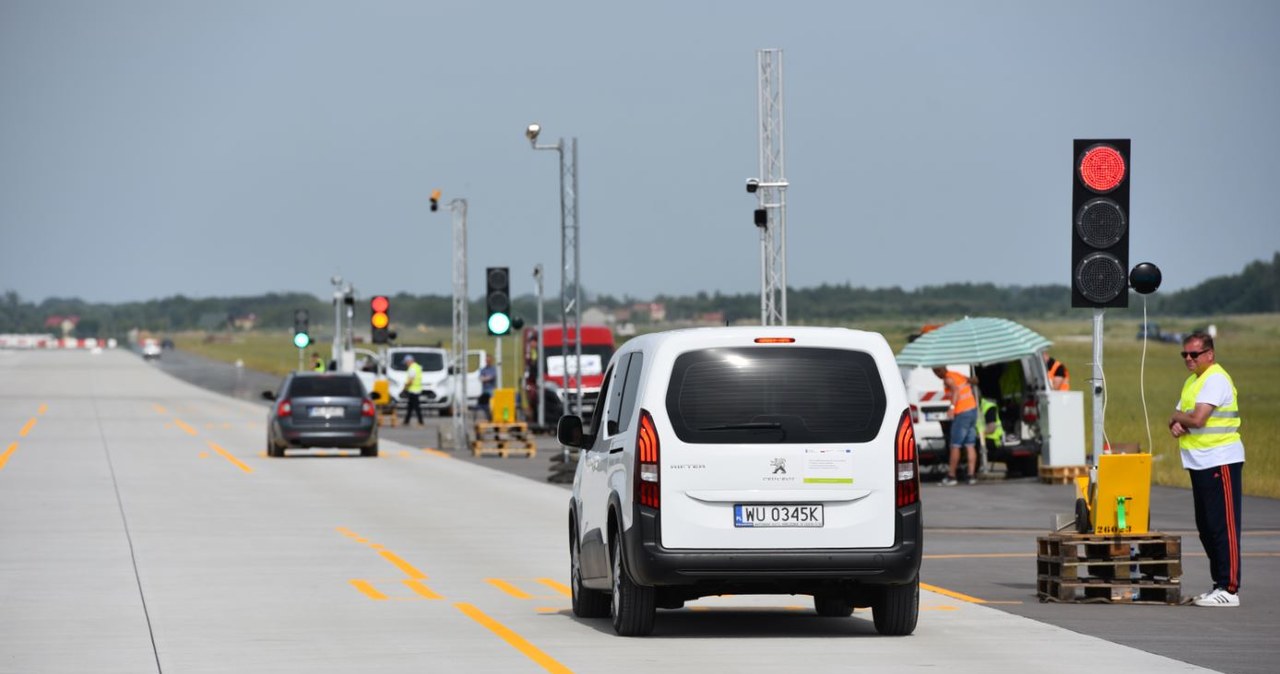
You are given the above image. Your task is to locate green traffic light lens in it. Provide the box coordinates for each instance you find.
[487,313,511,335]
[293,332,311,348]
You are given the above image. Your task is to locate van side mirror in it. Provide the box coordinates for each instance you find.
[557,415,588,448]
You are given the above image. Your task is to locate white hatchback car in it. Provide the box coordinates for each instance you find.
[559,326,922,636]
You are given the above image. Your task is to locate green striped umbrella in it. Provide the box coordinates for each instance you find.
[896,317,1052,368]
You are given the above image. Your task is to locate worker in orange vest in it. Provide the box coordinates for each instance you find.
[933,366,979,486]
[1043,351,1070,391]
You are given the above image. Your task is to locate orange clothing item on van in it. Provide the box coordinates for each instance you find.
[943,371,977,414]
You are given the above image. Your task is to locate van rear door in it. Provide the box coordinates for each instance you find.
[657,345,898,550]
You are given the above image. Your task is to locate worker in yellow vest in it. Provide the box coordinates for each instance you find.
[402,355,425,426]
[311,352,325,372]
[1169,332,1244,608]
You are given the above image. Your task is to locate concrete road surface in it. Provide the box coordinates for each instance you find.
[2,347,1274,673]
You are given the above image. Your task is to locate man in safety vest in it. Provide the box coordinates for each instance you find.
[1169,332,1244,608]
[311,352,325,372]
[1042,351,1070,391]
[402,355,425,426]
[977,397,1004,454]
[933,366,979,486]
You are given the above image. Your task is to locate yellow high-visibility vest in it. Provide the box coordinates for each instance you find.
[1177,363,1241,451]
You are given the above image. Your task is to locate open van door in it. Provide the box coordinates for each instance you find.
[465,350,487,408]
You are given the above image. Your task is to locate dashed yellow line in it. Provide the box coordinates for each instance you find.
[423,448,450,458]
[487,578,533,599]
[921,582,988,604]
[19,417,36,437]
[404,579,444,599]
[379,550,427,580]
[350,580,388,600]
[152,404,167,415]
[537,578,571,597]
[455,602,573,674]
[37,404,47,415]
[207,441,252,474]
[173,419,198,436]
[0,442,18,471]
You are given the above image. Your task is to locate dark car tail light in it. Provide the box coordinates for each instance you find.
[361,399,376,417]
[895,409,920,508]
[636,409,660,509]
[1022,397,1039,424]
[277,400,292,417]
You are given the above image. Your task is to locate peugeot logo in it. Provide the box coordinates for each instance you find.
[770,458,786,474]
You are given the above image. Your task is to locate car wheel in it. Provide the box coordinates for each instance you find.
[267,437,283,458]
[1075,497,1092,534]
[813,593,855,617]
[872,579,919,636]
[361,443,379,458]
[610,529,655,636]
[570,520,610,618]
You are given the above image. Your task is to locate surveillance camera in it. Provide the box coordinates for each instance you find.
[526,124,541,142]
[745,178,760,194]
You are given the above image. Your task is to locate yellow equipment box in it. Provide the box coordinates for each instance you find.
[1075,453,1152,535]
[490,388,517,423]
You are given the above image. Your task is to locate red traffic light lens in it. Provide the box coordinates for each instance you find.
[1078,145,1126,192]
[370,296,389,313]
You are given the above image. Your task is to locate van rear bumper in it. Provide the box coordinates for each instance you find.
[622,503,922,588]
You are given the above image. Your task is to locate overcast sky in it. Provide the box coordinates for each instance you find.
[2,0,1278,305]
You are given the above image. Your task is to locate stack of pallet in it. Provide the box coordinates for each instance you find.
[1038,464,1089,484]
[471,422,536,458]
[1036,532,1182,604]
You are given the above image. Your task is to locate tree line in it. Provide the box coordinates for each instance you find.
[3,253,1276,339]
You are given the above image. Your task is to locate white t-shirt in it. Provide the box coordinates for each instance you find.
[1178,371,1245,470]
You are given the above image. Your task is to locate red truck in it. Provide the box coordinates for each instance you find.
[522,324,615,425]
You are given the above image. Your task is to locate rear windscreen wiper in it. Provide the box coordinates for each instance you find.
[697,422,785,432]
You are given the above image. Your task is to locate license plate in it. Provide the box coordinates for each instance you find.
[924,410,949,421]
[309,406,345,418]
[733,504,823,528]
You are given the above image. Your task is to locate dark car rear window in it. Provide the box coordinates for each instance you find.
[665,347,886,444]
[288,376,366,398]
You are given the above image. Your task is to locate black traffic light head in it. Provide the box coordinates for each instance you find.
[1071,139,1130,308]
[485,267,511,335]
[370,296,390,344]
[293,309,311,349]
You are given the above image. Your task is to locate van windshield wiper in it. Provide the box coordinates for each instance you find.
[697,422,785,432]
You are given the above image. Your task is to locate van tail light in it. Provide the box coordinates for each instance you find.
[1022,398,1039,424]
[636,409,660,509]
[277,400,292,417]
[895,409,920,508]
[361,399,376,417]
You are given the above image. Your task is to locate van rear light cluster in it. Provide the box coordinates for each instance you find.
[636,409,660,509]
[276,400,292,417]
[361,399,376,417]
[894,409,920,508]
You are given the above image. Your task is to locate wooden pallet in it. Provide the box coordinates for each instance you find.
[471,439,537,458]
[1036,532,1182,604]
[1039,464,1089,484]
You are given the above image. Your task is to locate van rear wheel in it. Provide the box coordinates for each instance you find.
[872,579,919,636]
[610,530,655,636]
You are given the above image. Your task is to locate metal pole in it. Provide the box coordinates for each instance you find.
[534,264,545,428]
[1091,308,1105,465]
[450,199,469,453]
[495,335,503,390]
[570,138,583,414]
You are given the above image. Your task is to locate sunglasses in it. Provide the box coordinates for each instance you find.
[1180,349,1210,359]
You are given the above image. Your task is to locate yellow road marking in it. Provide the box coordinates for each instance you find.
[487,578,533,599]
[0,442,18,471]
[174,419,198,436]
[350,580,388,600]
[536,607,565,614]
[198,452,209,459]
[924,605,959,611]
[153,404,167,415]
[19,418,36,437]
[207,441,252,473]
[455,603,573,674]
[403,579,444,599]
[538,578,571,597]
[37,404,47,415]
[399,450,411,458]
[423,448,450,458]
[921,582,988,604]
[380,550,427,579]
[336,526,358,537]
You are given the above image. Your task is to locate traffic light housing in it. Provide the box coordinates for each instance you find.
[370,296,390,344]
[1072,139,1131,308]
[293,309,311,349]
[485,267,511,335]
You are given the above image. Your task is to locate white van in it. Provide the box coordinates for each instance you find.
[559,326,921,636]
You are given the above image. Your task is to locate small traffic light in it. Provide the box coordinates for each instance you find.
[293,309,311,349]
[485,267,511,336]
[370,296,390,344]
[430,189,441,212]
[1071,139,1131,308]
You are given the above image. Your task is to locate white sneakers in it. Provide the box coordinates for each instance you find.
[1193,588,1240,607]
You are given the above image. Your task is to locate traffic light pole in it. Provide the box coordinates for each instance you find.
[449,198,469,454]
[534,264,546,429]
[1091,309,1105,466]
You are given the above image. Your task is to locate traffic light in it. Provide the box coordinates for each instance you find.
[1072,139,1130,308]
[370,296,390,344]
[430,189,441,212]
[293,309,311,349]
[485,267,511,335]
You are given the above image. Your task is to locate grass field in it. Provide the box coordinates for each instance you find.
[173,313,1279,498]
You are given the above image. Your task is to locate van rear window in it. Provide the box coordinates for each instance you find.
[288,376,366,398]
[665,347,886,444]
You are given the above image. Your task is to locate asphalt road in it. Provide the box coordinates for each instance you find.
[2,347,1275,673]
